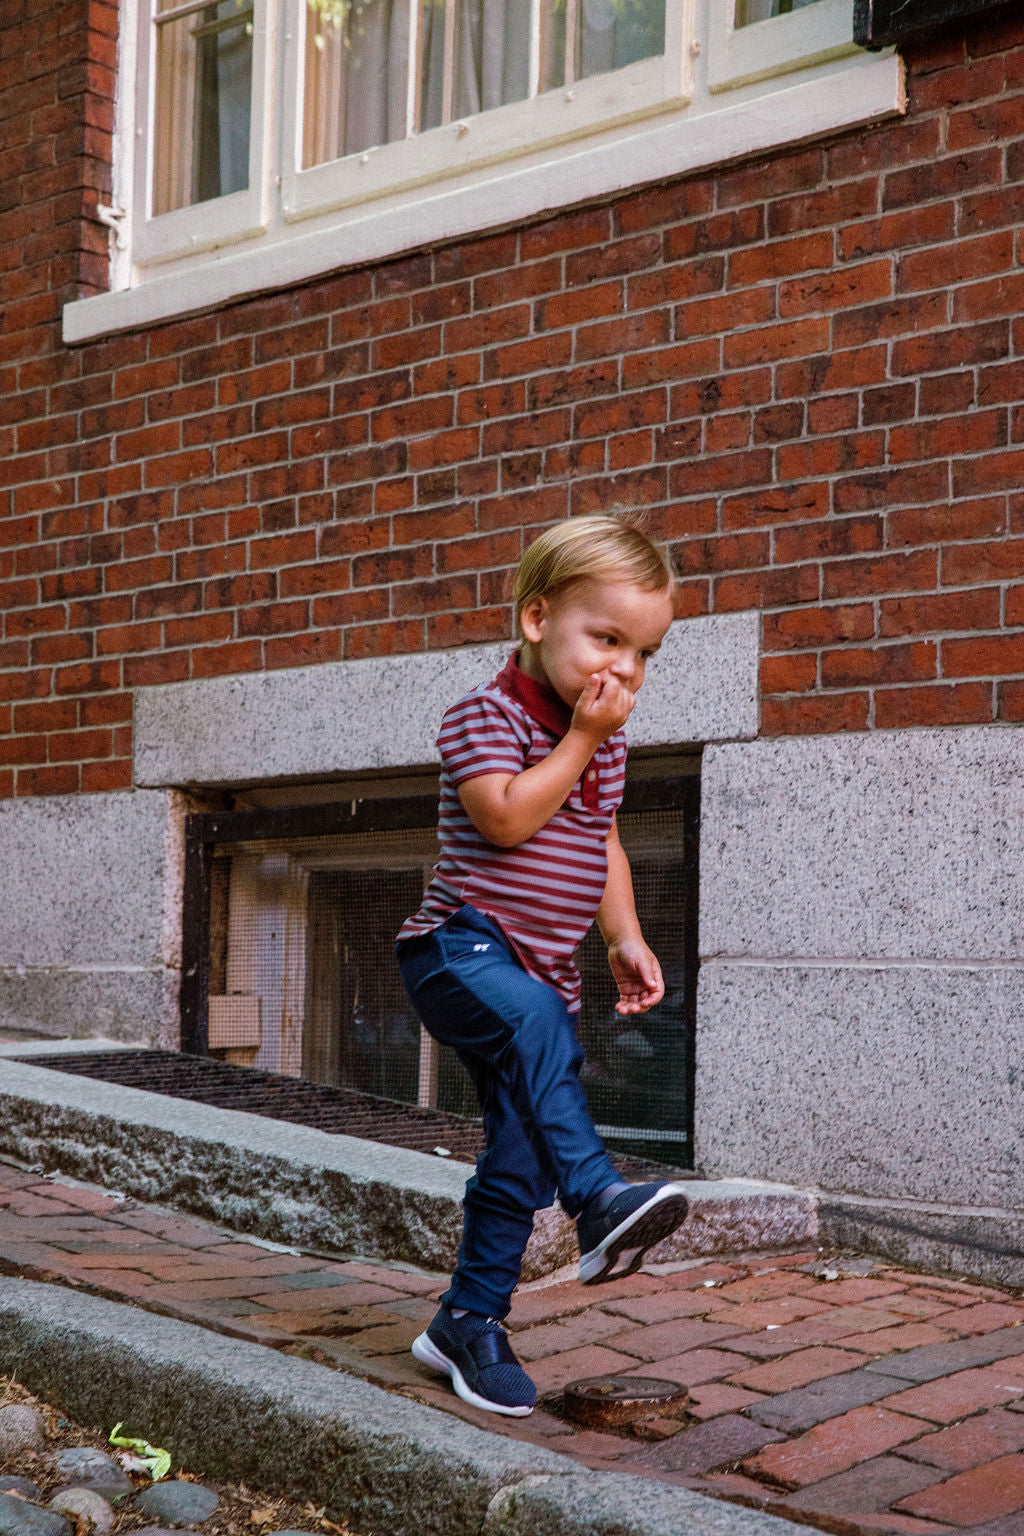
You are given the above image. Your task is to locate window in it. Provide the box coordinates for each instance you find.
[152,0,254,214]
[709,0,855,90]
[735,0,824,21]
[182,771,700,1161]
[301,0,668,171]
[65,0,901,340]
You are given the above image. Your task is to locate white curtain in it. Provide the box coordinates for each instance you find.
[302,0,669,169]
[735,0,823,25]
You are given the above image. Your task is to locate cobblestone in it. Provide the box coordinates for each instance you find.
[1,1161,1023,1536]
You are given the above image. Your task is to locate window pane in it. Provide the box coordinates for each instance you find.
[735,0,824,24]
[538,0,565,93]
[153,0,252,215]
[303,866,423,1099]
[576,806,694,1157]
[453,0,532,119]
[418,0,448,132]
[576,0,665,84]
[303,0,411,168]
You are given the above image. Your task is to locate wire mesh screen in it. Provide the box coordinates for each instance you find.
[203,786,695,1159]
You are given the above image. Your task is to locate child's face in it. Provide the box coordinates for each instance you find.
[519,578,674,708]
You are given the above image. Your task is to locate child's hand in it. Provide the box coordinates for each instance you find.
[606,938,665,1015]
[571,671,635,743]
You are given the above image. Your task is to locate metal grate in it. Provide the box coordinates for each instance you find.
[17,1049,695,1178]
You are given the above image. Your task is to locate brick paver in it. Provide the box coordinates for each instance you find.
[897,1453,1024,1526]
[745,1404,933,1488]
[1,1158,1023,1536]
[879,1365,1024,1424]
[901,1408,1024,1472]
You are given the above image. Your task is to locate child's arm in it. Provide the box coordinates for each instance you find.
[458,671,634,847]
[597,816,665,1015]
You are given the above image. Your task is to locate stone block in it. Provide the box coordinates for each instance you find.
[0,1057,810,1278]
[696,962,1024,1211]
[0,792,182,1048]
[133,614,758,788]
[701,725,1024,961]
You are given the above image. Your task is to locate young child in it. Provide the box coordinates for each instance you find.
[394,514,689,1417]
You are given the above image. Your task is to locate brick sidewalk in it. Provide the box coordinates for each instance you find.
[2,1159,1024,1536]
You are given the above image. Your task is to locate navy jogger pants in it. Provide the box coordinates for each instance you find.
[396,904,617,1319]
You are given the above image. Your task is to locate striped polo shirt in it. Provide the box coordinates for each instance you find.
[397,652,627,1011]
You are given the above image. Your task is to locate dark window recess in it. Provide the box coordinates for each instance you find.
[853,0,1010,48]
[181,772,698,1164]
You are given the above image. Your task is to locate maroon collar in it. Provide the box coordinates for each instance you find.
[493,652,605,810]
[493,652,573,738]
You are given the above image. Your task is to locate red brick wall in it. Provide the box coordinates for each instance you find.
[3,6,1024,797]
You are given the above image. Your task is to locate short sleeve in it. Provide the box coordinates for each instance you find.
[437,690,528,786]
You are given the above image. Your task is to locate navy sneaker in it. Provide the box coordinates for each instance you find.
[577,1180,690,1284]
[411,1305,537,1417]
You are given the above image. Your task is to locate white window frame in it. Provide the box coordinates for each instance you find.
[65,0,903,342]
[133,0,276,268]
[281,0,692,222]
[708,0,857,93]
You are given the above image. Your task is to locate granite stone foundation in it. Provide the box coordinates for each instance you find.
[0,792,184,1047]
[696,725,1024,1274]
[133,613,758,788]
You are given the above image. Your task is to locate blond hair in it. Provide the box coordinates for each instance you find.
[512,514,672,634]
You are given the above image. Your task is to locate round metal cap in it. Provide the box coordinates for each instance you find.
[561,1375,689,1427]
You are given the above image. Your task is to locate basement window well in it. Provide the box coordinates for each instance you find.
[182,763,698,1162]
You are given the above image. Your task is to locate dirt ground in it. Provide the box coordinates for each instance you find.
[0,1375,356,1536]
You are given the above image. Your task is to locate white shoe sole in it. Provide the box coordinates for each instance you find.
[578,1183,690,1285]
[411,1330,534,1417]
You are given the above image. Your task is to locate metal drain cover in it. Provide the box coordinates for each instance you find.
[561,1376,689,1427]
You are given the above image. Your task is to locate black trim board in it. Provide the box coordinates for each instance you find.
[854,0,1012,48]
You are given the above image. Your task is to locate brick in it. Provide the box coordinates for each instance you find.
[528,1345,645,1393]
[822,550,939,600]
[623,1348,746,1388]
[902,1407,1024,1473]
[727,1348,868,1394]
[943,633,1024,678]
[897,1454,1024,1527]
[898,230,1015,294]
[954,449,1024,498]
[942,538,1024,585]
[931,1304,1024,1336]
[717,1295,835,1330]
[746,1404,932,1489]
[511,1311,626,1361]
[748,1367,910,1434]
[864,1328,1024,1385]
[763,605,874,651]
[683,1381,771,1424]
[893,320,1010,377]
[890,500,1006,551]
[781,1455,944,1518]
[774,514,884,564]
[821,643,937,688]
[728,232,833,288]
[605,1317,745,1362]
[627,1414,786,1476]
[880,1367,1024,1424]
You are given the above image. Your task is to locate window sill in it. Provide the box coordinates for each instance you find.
[63,48,901,345]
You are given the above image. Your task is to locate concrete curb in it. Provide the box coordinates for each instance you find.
[0,1057,817,1279]
[0,1279,799,1536]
